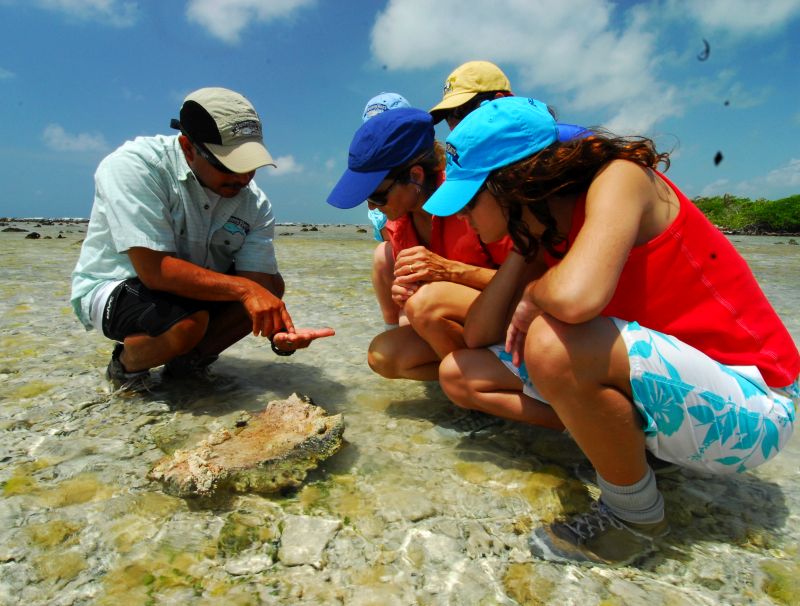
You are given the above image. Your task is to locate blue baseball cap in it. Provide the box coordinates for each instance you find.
[362,92,411,122]
[327,107,434,209]
[422,97,558,217]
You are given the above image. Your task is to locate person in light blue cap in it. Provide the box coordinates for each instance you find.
[423,96,799,566]
[362,92,411,243]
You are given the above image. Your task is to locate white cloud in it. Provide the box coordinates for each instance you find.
[701,158,800,198]
[370,0,681,133]
[0,67,15,79]
[32,0,138,27]
[266,154,303,177]
[671,0,800,34]
[42,124,108,152]
[699,178,731,197]
[186,0,314,44]
[764,158,800,190]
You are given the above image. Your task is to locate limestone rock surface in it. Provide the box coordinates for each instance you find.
[149,393,344,497]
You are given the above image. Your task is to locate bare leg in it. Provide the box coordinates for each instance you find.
[119,311,209,372]
[404,281,479,359]
[372,242,399,325]
[525,315,646,485]
[439,349,565,430]
[368,326,439,381]
[367,281,481,381]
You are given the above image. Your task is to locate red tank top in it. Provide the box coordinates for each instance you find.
[551,172,799,387]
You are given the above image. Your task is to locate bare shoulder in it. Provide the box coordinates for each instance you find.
[589,160,678,243]
[591,159,658,192]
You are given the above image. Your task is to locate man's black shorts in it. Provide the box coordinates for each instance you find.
[101,278,224,342]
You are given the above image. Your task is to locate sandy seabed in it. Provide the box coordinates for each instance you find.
[1,220,798,605]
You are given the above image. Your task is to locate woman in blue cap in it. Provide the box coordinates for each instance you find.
[327,107,512,382]
[422,96,799,566]
[360,92,411,331]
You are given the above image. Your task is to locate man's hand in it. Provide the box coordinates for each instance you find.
[271,327,336,353]
[240,286,294,338]
[393,246,452,284]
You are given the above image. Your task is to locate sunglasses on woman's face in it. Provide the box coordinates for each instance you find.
[367,176,403,207]
[464,182,487,211]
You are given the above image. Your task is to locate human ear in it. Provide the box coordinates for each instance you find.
[178,135,195,161]
[408,164,425,183]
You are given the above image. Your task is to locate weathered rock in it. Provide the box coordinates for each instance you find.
[149,393,344,497]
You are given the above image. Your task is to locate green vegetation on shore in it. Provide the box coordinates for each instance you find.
[693,194,800,234]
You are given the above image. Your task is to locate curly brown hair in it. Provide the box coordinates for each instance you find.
[486,130,671,260]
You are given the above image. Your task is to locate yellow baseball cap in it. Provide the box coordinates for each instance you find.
[429,61,512,123]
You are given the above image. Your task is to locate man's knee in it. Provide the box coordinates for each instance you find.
[163,311,210,356]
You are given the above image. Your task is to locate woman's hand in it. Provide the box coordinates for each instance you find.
[393,246,452,284]
[506,285,541,367]
[391,281,419,308]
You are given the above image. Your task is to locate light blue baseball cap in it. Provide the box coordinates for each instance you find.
[362,92,411,122]
[422,96,558,217]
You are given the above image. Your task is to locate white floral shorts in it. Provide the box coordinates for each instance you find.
[490,318,797,474]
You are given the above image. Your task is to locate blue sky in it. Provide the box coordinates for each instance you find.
[1,0,799,224]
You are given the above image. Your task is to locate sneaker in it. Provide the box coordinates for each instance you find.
[106,343,150,391]
[162,351,219,381]
[529,501,669,566]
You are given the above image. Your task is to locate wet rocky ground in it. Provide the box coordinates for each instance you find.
[1,221,798,605]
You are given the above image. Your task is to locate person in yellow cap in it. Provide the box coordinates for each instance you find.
[429,60,513,131]
[71,87,333,389]
[430,60,591,142]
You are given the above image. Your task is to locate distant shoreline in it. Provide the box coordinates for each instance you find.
[0,218,368,228]
[1,217,798,237]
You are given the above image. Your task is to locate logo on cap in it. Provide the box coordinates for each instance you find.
[445,142,461,167]
[364,103,388,119]
[443,79,453,94]
[231,120,261,138]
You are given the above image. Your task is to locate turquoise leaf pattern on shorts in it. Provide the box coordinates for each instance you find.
[496,349,530,382]
[718,364,767,399]
[630,371,693,436]
[694,390,782,471]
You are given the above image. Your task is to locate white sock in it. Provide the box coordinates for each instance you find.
[597,467,664,525]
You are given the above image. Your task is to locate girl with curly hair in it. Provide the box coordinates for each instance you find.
[423,96,799,566]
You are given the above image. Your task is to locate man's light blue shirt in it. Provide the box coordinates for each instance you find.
[71,134,278,329]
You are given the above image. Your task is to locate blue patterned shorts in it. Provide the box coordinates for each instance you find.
[490,318,797,474]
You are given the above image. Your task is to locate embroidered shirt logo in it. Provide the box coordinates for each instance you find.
[223,216,250,236]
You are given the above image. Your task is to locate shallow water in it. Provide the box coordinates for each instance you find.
[1,223,798,605]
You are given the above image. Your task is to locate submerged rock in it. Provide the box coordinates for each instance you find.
[149,393,344,497]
